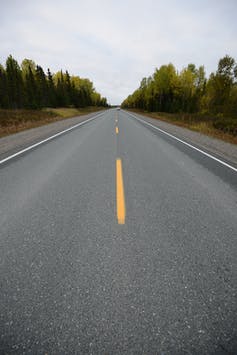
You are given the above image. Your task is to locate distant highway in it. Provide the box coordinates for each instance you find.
[1,109,236,354]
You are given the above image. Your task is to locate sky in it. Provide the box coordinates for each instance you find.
[1,0,237,105]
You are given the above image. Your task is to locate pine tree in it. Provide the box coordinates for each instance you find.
[35,65,48,108]
[0,55,107,110]
[55,71,68,107]
[6,55,24,108]
[47,68,56,107]
[25,66,37,109]
[0,64,9,108]
[65,70,72,106]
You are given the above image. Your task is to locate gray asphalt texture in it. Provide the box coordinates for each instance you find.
[126,111,237,168]
[0,109,237,354]
[0,111,105,161]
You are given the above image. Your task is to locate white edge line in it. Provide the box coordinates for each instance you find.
[0,112,104,165]
[125,111,237,173]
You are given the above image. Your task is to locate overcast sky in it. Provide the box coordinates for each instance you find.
[1,0,237,104]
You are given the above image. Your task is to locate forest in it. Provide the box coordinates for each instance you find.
[122,55,237,136]
[0,55,108,109]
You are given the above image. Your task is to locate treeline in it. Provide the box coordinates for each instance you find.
[122,55,237,119]
[0,55,108,109]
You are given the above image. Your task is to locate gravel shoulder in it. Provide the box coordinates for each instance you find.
[1,109,237,169]
[126,110,237,168]
[0,111,103,162]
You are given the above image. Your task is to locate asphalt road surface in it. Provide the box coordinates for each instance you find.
[1,109,237,354]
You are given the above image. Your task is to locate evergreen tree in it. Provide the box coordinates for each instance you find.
[25,65,37,109]
[0,55,107,110]
[6,55,24,108]
[35,65,48,108]
[65,70,72,106]
[55,71,69,107]
[0,64,9,108]
[47,68,56,107]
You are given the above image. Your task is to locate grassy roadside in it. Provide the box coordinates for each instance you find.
[127,109,237,145]
[0,107,107,138]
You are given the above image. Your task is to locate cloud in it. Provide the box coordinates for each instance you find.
[1,0,237,104]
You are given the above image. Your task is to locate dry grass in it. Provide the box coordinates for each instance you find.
[43,107,105,118]
[0,107,106,137]
[129,109,237,145]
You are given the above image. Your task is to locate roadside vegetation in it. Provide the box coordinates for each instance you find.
[0,107,106,137]
[0,55,108,136]
[122,55,237,142]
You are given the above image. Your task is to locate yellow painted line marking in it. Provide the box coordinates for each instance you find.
[116,126,119,134]
[116,158,126,224]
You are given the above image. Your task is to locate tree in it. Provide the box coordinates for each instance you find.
[21,59,36,78]
[217,55,236,80]
[0,64,9,108]
[25,65,37,109]
[54,71,66,106]
[152,64,178,112]
[47,68,57,107]
[178,64,198,112]
[6,55,24,108]
[0,55,107,110]
[204,55,237,114]
[122,62,207,114]
[35,65,48,108]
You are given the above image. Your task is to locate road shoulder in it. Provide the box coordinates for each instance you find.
[0,111,103,162]
[126,110,237,167]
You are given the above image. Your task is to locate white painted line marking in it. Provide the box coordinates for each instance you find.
[126,111,237,173]
[0,112,104,165]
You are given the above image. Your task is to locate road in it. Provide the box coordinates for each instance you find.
[0,109,237,354]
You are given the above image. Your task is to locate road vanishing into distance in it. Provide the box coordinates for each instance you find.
[1,109,237,354]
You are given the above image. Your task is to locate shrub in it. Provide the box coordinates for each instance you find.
[213,117,237,136]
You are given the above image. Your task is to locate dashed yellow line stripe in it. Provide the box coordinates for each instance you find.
[116,158,126,224]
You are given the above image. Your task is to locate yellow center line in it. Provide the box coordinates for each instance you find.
[116,126,119,134]
[116,158,126,224]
